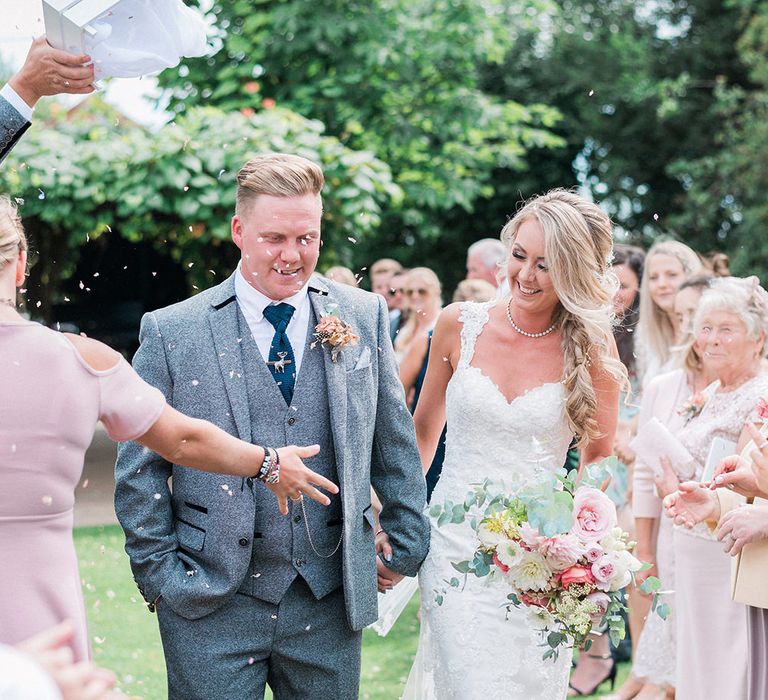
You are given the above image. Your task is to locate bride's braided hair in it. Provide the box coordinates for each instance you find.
[500,189,628,447]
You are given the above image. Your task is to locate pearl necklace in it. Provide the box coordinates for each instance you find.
[506,298,556,338]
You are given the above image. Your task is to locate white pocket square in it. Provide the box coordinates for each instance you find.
[353,346,372,371]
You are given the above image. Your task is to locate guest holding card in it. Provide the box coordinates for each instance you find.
[660,277,768,700]
[666,418,768,700]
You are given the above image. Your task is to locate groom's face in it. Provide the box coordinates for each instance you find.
[232,193,322,300]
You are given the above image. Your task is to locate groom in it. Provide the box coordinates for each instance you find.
[114,153,430,698]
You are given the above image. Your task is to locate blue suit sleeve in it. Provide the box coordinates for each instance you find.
[0,94,31,166]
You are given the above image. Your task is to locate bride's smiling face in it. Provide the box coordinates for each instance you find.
[506,218,559,315]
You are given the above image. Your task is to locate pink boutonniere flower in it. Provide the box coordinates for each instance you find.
[311,304,359,363]
[677,392,707,424]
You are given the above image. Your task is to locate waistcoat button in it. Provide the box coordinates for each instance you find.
[287,417,296,426]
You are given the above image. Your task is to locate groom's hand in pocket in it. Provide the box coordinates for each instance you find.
[269,445,339,515]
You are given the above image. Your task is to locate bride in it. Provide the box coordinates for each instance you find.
[401,190,625,698]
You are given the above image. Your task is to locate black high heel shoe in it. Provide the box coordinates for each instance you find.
[567,653,617,696]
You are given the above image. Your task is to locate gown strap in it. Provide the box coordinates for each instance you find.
[457,301,493,370]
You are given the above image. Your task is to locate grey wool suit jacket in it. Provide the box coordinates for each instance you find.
[0,94,30,165]
[114,273,430,631]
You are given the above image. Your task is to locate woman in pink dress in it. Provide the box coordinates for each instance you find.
[0,196,334,661]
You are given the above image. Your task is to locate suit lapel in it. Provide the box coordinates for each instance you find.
[208,275,252,442]
[308,278,348,477]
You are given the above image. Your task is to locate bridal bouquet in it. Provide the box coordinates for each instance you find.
[430,459,666,660]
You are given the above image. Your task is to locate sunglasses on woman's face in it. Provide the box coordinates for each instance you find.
[405,288,428,297]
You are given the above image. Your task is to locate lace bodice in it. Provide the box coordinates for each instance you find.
[437,302,573,500]
[676,374,768,540]
[404,301,573,700]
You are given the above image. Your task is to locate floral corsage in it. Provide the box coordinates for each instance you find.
[755,398,768,422]
[311,304,359,363]
[677,392,707,424]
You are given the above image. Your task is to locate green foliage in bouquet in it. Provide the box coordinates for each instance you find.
[429,458,667,659]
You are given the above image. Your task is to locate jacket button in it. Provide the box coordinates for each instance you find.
[295,558,306,567]
[287,417,296,426]
[293,515,301,524]
[238,537,249,547]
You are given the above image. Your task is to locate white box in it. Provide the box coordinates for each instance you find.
[43,0,122,55]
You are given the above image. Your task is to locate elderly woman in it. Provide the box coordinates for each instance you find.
[0,196,333,660]
[665,417,768,700]
[658,276,768,700]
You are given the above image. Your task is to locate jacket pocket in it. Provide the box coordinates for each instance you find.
[176,518,206,552]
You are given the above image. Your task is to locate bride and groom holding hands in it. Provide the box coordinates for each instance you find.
[115,152,623,699]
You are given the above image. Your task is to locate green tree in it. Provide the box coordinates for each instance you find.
[157,0,565,292]
[0,99,401,319]
[484,0,754,251]
[667,0,768,278]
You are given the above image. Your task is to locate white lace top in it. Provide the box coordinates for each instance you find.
[676,374,768,540]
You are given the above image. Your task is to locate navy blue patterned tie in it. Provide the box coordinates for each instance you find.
[263,303,296,404]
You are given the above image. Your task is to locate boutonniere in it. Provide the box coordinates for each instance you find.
[311,303,359,363]
[677,392,707,424]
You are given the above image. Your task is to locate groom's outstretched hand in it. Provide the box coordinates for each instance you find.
[269,445,339,515]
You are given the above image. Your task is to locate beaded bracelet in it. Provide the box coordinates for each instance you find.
[266,448,281,484]
[255,447,273,481]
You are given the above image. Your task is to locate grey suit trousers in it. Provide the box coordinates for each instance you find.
[156,579,361,699]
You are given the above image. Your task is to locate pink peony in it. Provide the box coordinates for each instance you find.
[541,534,585,570]
[591,554,617,584]
[585,543,604,563]
[559,565,596,589]
[571,487,617,542]
[586,591,611,620]
[518,522,545,550]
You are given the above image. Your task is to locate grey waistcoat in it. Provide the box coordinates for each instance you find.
[236,306,343,604]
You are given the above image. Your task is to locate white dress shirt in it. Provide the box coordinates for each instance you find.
[234,265,311,375]
[0,84,33,122]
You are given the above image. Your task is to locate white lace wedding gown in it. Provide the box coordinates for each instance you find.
[403,302,573,700]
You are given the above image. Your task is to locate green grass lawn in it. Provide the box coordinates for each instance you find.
[74,525,627,699]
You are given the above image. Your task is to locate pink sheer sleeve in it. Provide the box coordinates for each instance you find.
[98,358,166,442]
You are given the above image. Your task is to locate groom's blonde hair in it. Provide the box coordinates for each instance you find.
[236,153,324,215]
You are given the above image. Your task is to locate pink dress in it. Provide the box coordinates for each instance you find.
[673,375,768,700]
[0,321,164,660]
